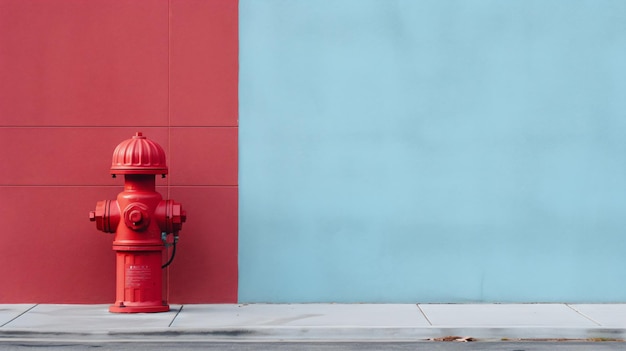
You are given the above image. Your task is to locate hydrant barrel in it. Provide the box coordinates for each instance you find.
[89,132,186,313]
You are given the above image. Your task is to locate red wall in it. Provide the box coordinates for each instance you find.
[0,0,238,303]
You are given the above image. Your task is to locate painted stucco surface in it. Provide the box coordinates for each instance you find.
[239,0,626,302]
[0,0,238,303]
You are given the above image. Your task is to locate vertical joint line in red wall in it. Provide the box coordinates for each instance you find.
[167,0,172,199]
[166,0,172,304]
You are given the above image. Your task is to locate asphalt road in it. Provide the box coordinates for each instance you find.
[1,341,626,351]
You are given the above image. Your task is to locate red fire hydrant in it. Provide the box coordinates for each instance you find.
[89,132,186,313]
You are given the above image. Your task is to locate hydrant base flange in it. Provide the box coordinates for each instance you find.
[109,304,169,313]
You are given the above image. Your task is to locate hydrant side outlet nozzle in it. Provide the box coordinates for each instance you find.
[90,200,120,233]
[89,132,186,314]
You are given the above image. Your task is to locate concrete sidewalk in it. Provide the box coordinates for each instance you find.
[1,304,626,342]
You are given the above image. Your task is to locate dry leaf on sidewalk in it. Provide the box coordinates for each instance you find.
[429,336,476,342]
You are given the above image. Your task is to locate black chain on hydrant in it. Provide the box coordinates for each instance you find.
[161,233,179,269]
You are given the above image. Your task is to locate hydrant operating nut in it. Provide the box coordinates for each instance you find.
[123,203,150,231]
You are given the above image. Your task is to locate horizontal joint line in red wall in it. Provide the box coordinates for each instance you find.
[169,185,238,188]
[0,185,238,188]
[0,185,122,188]
[170,126,239,128]
[0,126,239,128]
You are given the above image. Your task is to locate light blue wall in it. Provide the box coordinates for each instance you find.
[239,0,626,302]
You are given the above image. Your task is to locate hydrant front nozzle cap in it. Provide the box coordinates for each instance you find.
[110,132,169,175]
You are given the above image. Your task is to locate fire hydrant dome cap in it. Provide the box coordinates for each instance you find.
[110,132,168,175]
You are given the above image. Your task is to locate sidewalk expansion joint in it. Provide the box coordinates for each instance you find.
[168,304,184,328]
[565,304,602,326]
[416,304,433,326]
[0,304,38,328]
